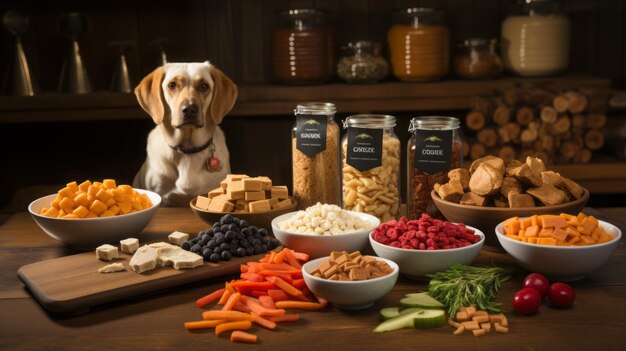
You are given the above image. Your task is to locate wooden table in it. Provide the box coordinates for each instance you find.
[1,208,624,351]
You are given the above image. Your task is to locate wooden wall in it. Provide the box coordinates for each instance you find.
[1,0,625,211]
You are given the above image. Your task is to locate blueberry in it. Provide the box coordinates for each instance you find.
[235,247,247,257]
[250,226,259,235]
[225,231,237,241]
[209,253,221,263]
[220,225,230,233]
[229,242,238,252]
[220,243,230,251]
[202,247,213,260]
[246,247,255,256]
[258,228,268,237]
[253,245,263,254]
[238,220,249,228]
[215,237,225,246]
[239,238,249,248]
[269,238,281,249]
[191,244,202,254]
[214,246,223,254]
[201,233,212,241]
[207,239,217,249]
[198,239,209,247]
[181,241,192,251]
[228,224,239,232]
[261,237,270,244]
[251,239,261,247]
[213,232,224,239]
[221,214,234,224]
[241,228,253,237]
[213,222,221,229]
[221,250,232,261]
[190,236,200,244]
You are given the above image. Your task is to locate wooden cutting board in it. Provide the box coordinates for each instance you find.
[18,247,269,314]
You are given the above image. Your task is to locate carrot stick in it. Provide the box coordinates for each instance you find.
[217,288,233,305]
[215,320,252,336]
[268,251,277,263]
[275,301,324,310]
[184,319,226,330]
[260,271,293,283]
[240,264,249,273]
[292,279,306,289]
[267,289,291,302]
[267,314,300,323]
[230,281,276,290]
[196,288,225,308]
[225,282,236,293]
[202,310,256,322]
[272,249,286,264]
[232,302,251,313]
[283,248,302,269]
[292,251,310,262]
[258,269,303,277]
[259,262,298,271]
[316,296,329,307]
[251,290,268,298]
[266,276,303,297]
[222,292,241,311]
[230,330,258,344]
[242,295,285,317]
[259,295,276,309]
[240,272,265,282]
[252,313,278,330]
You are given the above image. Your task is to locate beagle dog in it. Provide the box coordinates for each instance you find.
[133,62,238,206]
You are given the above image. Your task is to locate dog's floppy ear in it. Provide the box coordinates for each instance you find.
[135,66,166,125]
[209,66,238,125]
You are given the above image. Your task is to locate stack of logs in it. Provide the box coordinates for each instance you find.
[464,87,610,165]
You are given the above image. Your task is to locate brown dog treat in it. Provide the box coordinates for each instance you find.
[448,168,471,191]
[560,178,584,200]
[493,195,509,208]
[460,192,488,207]
[195,196,211,210]
[526,183,568,206]
[469,163,503,196]
[469,155,504,175]
[526,156,546,179]
[437,179,465,202]
[208,188,224,199]
[509,163,542,187]
[508,193,536,208]
[540,171,564,186]
[500,177,523,198]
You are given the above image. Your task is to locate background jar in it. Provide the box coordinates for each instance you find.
[454,38,503,80]
[387,8,449,82]
[272,9,335,85]
[336,41,388,84]
[407,117,462,220]
[501,0,570,77]
[341,115,400,222]
[292,102,341,210]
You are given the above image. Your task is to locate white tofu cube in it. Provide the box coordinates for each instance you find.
[95,244,119,261]
[120,238,139,254]
[168,231,190,246]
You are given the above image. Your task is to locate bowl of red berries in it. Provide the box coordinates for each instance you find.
[369,214,484,279]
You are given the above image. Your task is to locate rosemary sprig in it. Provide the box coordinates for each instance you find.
[426,263,512,317]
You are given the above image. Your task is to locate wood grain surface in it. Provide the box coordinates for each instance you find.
[1,207,625,351]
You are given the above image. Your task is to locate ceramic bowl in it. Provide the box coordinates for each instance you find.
[190,197,298,234]
[431,188,589,250]
[28,189,161,250]
[496,218,622,281]
[271,211,380,259]
[302,256,399,310]
[369,225,485,280]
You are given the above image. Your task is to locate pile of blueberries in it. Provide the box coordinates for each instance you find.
[181,214,281,262]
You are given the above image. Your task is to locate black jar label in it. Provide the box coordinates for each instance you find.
[346,127,383,172]
[296,115,328,157]
[414,129,453,174]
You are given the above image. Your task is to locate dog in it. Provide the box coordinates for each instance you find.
[133,61,238,206]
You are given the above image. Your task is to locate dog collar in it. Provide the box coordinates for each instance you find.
[171,138,213,154]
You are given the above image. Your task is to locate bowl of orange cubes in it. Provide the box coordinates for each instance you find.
[28,179,161,250]
[495,212,622,281]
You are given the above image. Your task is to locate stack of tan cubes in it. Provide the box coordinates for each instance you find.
[195,174,292,213]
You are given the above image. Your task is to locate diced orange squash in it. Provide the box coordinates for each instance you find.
[87,211,99,218]
[50,195,62,210]
[74,192,90,207]
[576,212,586,223]
[108,205,121,215]
[551,227,568,242]
[58,186,74,199]
[89,199,108,215]
[96,188,112,203]
[537,237,558,246]
[538,227,554,237]
[102,179,117,189]
[541,215,568,229]
[78,180,92,192]
[581,216,598,235]
[579,236,595,245]
[87,185,100,196]
[567,236,581,245]
[99,210,115,218]
[72,205,90,218]
[559,213,576,220]
[565,227,580,237]
[118,202,133,214]
[63,214,79,219]
[530,215,540,227]
[527,237,538,244]
[105,197,117,208]
[43,207,60,218]
[520,218,533,230]
[59,197,76,212]
[66,181,79,193]
[524,225,539,237]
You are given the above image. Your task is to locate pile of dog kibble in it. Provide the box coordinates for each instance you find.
[371,214,481,250]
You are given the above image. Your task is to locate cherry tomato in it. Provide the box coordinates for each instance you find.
[522,273,550,297]
[547,282,575,308]
[512,288,542,315]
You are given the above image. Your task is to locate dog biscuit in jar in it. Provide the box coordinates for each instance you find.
[341,115,400,222]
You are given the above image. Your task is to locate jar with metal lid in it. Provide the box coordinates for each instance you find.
[337,41,388,84]
[341,114,400,222]
[292,102,341,210]
[387,8,449,82]
[407,117,462,219]
[272,9,335,85]
[501,0,570,77]
[454,38,503,80]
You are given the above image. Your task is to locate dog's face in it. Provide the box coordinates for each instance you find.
[135,61,238,146]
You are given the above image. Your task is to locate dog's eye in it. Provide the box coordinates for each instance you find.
[199,82,209,92]
[167,82,177,90]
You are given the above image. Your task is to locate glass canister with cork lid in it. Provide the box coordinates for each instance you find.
[272,9,334,85]
[336,40,389,84]
[341,115,401,222]
[387,8,450,82]
[292,103,341,210]
[454,38,503,80]
[407,117,462,219]
[501,0,570,77]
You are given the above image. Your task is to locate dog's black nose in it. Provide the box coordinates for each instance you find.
[182,104,198,120]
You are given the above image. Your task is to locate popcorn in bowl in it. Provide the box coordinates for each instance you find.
[278,203,373,235]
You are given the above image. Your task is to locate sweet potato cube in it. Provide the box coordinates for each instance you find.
[89,199,108,215]
[118,202,133,214]
[565,227,580,237]
[503,217,520,235]
[100,210,115,217]
[539,227,554,237]
[527,237,538,244]
[102,179,117,189]
[66,181,79,193]
[78,180,92,192]
[579,235,595,245]
[72,205,90,218]
[581,216,598,235]
[43,207,60,218]
[567,236,581,245]
[59,197,76,212]
[74,192,90,207]
[96,188,112,203]
[58,186,74,199]
[113,190,131,203]
[551,227,568,242]
[195,196,211,210]
[537,237,558,246]
[524,225,539,237]
[105,197,117,208]
[108,205,121,216]
[520,218,533,230]
[541,215,568,228]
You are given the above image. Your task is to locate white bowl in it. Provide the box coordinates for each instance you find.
[496,219,622,281]
[28,189,162,250]
[302,256,399,310]
[369,225,485,280]
[271,211,380,259]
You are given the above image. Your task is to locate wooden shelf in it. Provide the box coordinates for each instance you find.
[0,74,612,123]
[552,163,626,194]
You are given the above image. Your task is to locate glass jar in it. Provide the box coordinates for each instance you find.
[341,115,400,222]
[454,38,503,80]
[272,9,335,85]
[501,0,570,77]
[387,8,449,82]
[336,41,388,84]
[292,102,341,210]
[407,117,462,219]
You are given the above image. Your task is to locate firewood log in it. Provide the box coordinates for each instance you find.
[470,96,496,115]
[470,143,486,160]
[586,113,606,129]
[584,129,605,150]
[520,128,538,143]
[498,146,516,163]
[565,91,588,114]
[493,106,512,126]
[553,94,569,113]
[551,116,571,135]
[540,106,558,124]
[515,106,535,126]
[560,142,579,160]
[477,128,498,148]
[571,114,586,129]
[466,111,486,131]
[574,148,592,164]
